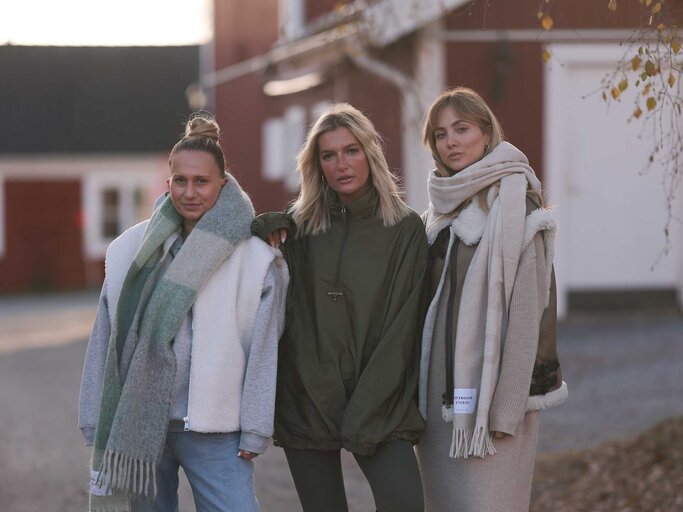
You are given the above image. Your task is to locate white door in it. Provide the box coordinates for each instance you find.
[545,44,683,317]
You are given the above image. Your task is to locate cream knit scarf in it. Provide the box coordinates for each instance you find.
[89,176,254,511]
[424,142,541,459]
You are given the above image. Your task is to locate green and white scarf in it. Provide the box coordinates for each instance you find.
[90,175,254,511]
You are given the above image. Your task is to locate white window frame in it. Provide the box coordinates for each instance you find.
[278,0,305,40]
[261,105,306,192]
[83,171,158,259]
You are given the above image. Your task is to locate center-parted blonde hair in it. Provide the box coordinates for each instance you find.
[289,103,409,236]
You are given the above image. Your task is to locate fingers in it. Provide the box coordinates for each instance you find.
[492,431,508,439]
[238,450,258,460]
[266,228,288,249]
[266,233,281,249]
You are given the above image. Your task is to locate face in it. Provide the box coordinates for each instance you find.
[433,105,491,174]
[167,150,227,233]
[318,126,371,204]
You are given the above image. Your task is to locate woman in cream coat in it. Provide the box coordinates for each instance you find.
[417,87,568,511]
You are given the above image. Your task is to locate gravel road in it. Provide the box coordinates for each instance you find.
[1,292,681,511]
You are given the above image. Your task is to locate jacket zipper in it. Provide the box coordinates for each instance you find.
[328,205,350,302]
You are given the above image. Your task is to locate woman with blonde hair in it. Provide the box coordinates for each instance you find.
[417,87,567,511]
[253,103,426,511]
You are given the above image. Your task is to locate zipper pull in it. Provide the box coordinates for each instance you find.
[341,206,346,214]
[183,416,190,431]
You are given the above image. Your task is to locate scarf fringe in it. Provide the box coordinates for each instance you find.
[99,449,157,498]
[448,425,498,459]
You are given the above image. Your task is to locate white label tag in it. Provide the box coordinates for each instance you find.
[89,469,113,497]
[453,388,477,414]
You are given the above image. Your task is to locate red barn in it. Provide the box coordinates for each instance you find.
[206,0,683,316]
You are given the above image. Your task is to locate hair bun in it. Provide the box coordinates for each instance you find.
[185,114,220,141]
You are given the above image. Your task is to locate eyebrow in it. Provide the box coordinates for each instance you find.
[436,119,469,131]
[320,143,360,153]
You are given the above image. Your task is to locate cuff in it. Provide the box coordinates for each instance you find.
[251,212,295,241]
[239,431,270,455]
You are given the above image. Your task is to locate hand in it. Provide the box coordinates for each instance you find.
[492,431,510,439]
[238,450,258,460]
[266,228,288,249]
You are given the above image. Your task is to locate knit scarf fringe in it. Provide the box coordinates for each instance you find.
[98,449,158,498]
[448,425,497,459]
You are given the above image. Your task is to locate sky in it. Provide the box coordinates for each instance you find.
[0,0,212,46]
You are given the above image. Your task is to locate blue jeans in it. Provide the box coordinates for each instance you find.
[131,430,258,512]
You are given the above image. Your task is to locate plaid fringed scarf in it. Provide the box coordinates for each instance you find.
[423,142,545,459]
[89,176,254,511]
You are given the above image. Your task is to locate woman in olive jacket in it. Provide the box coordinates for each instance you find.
[252,103,427,512]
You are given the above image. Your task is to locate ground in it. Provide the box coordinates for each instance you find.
[532,416,683,512]
[0,291,681,511]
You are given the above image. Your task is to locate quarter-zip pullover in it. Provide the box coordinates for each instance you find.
[256,188,428,456]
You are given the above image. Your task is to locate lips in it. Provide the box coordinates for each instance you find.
[448,153,463,160]
[337,176,354,184]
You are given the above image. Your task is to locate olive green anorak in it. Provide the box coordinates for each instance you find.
[253,188,427,456]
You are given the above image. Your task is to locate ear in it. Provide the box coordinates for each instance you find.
[221,176,228,187]
[166,176,171,192]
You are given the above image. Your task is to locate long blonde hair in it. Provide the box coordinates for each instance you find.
[290,103,409,236]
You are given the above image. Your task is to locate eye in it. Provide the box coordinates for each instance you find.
[197,178,208,184]
[434,131,446,140]
[321,153,334,161]
[347,146,359,155]
[457,126,468,134]
[172,176,185,183]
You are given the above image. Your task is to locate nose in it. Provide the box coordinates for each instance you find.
[184,182,197,198]
[447,133,458,147]
[338,152,349,170]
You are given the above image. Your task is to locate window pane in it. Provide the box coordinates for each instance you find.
[102,188,120,238]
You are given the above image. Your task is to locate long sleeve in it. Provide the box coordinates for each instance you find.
[489,234,543,435]
[340,221,428,454]
[239,261,288,454]
[78,281,111,446]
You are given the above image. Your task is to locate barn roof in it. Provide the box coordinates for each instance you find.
[0,45,199,153]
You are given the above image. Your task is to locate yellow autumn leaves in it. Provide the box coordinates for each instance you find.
[540,0,680,123]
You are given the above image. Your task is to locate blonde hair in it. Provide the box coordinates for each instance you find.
[423,87,543,208]
[169,112,227,178]
[290,103,409,236]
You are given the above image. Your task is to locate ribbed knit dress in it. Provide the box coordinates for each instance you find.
[416,224,553,512]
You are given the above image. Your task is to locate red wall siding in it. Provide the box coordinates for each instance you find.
[305,0,345,22]
[0,180,85,293]
[214,0,279,69]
